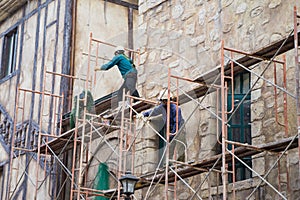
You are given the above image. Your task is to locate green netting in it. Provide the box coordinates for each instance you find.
[70,90,95,129]
[94,162,109,200]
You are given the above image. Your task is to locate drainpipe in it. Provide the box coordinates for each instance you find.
[128,7,133,58]
[69,0,77,111]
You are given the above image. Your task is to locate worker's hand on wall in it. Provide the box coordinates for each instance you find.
[145,118,151,125]
[94,66,101,71]
[136,113,151,125]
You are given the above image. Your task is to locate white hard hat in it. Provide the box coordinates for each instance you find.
[158,90,174,101]
[115,46,125,52]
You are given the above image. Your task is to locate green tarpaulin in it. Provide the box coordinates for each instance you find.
[94,162,109,200]
[70,90,95,129]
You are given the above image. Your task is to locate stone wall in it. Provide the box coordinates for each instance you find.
[137,0,300,199]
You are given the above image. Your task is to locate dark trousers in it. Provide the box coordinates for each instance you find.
[118,72,140,102]
[159,125,186,166]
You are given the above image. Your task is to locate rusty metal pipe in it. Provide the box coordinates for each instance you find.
[221,40,228,200]
[223,47,284,64]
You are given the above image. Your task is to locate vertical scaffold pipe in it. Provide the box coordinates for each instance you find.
[164,68,171,200]
[221,40,227,200]
[294,6,300,176]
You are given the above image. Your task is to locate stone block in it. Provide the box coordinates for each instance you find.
[252,156,265,176]
[159,36,168,47]
[169,59,180,68]
[209,29,220,42]
[223,22,234,33]
[190,35,206,47]
[169,30,183,40]
[250,6,263,18]
[185,21,195,35]
[172,4,184,19]
[279,173,287,183]
[177,191,190,200]
[135,147,158,166]
[251,100,265,120]
[160,50,173,60]
[181,11,195,21]
[138,74,147,84]
[251,120,262,137]
[268,0,281,9]
[270,33,283,43]
[138,15,144,26]
[199,149,216,159]
[147,0,167,10]
[145,81,156,90]
[139,51,148,65]
[198,8,206,26]
[265,96,275,108]
[252,135,265,145]
[148,18,159,28]
[236,3,247,14]
[274,131,285,141]
[262,117,276,128]
[156,5,163,13]
[139,2,148,14]
[159,13,170,22]
[252,89,262,101]
[288,149,299,165]
[148,51,157,62]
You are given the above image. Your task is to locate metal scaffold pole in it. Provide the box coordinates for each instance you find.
[293,6,300,176]
[220,40,228,200]
[7,6,300,198]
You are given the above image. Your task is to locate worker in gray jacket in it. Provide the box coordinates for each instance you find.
[137,90,186,165]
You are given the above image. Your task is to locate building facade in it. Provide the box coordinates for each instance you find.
[0,0,299,199]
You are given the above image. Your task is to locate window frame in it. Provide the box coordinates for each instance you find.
[1,28,18,80]
[227,72,252,182]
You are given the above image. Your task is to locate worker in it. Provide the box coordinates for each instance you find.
[137,90,186,165]
[95,46,140,106]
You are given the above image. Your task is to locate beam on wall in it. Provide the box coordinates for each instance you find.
[0,0,28,24]
[105,0,138,10]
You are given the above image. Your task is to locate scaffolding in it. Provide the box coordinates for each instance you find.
[5,6,300,200]
[7,75,64,199]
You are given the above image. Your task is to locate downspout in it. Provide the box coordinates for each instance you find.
[60,0,74,114]
[69,0,77,111]
[128,7,133,58]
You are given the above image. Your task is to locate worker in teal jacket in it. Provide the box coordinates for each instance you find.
[95,46,140,104]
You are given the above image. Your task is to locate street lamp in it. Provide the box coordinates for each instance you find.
[119,171,139,200]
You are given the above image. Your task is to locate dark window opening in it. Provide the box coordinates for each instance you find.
[1,28,18,79]
[227,72,252,182]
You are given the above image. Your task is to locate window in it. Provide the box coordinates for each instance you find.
[1,28,18,79]
[227,72,252,182]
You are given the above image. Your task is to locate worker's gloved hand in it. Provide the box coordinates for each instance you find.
[94,66,102,71]
[136,113,144,119]
[170,132,176,137]
[145,118,151,125]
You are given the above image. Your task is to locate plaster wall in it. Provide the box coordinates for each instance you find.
[0,0,139,199]
[0,0,66,129]
[74,0,139,101]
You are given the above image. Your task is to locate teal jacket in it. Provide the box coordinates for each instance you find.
[101,54,137,78]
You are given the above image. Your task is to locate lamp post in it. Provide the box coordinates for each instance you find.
[119,171,139,200]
